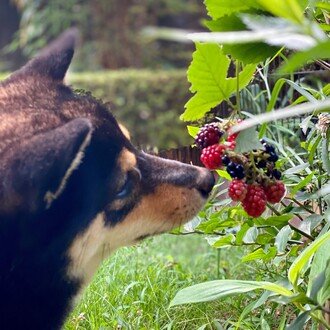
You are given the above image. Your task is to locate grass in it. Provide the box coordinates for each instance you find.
[64,234,285,330]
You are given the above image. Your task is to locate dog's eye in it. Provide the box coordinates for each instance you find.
[116,168,141,199]
[116,176,132,199]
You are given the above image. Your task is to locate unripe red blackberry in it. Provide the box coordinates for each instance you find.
[228,179,248,201]
[200,144,227,170]
[195,123,223,149]
[264,181,286,204]
[242,184,267,217]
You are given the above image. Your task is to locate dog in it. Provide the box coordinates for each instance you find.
[0,29,214,330]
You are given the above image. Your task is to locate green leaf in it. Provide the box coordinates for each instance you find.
[308,238,330,302]
[187,126,200,139]
[255,214,294,227]
[212,234,235,247]
[279,41,330,73]
[286,312,310,330]
[257,0,307,24]
[204,0,261,19]
[319,260,330,305]
[243,227,258,244]
[316,2,330,10]
[170,279,292,307]
[204,15,279,64]
[235,127,263,153]
[310,183,330,199]
[236,223,251,245]
[256,233,274,245]
[181,43,255,121]
[216,169,232,180]
[242,247,277,262]
[288,230,330,286]
[204,15,246,32]
[275,225,293,253]
[223,43,279,65]
[259,78,317,138]
[321,132,330,175]
[290,172,314,196]
[308,135,322,164]
[284,163,309,175]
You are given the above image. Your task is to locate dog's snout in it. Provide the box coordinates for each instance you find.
[198,169,215,198]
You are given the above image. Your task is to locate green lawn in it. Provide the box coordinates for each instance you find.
[64,235,284,330]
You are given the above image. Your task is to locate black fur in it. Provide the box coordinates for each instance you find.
[0,30,214,330]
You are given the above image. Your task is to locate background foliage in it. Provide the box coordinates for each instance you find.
[2,0,205,70]
[68,70,191,149]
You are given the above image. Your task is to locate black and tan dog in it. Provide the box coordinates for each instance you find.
[0,30,214,330]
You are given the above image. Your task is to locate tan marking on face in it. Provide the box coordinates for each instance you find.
[118,124,130,140]
[67,183,205,287]
[117,148,136,172]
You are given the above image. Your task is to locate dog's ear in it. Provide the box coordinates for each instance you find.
[21,28,78,81]
[3,118,93,213]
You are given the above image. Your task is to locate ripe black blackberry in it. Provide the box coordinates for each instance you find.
[257,160,267,168]
[226,162,245,179]
[272,169,282,180]
[195,123,224,149]
[221,155,230,166]
[268,152,279,162]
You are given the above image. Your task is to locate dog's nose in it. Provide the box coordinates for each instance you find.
[198,169,215,198]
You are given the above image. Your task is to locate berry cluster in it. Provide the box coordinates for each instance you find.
[195,121,286,218]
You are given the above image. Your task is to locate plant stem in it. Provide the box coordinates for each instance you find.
[284,197,315,214]
[236,60,241,116]
[267,203,281,216]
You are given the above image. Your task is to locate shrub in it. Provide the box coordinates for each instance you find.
[68,70,191,149]
[170,1,330,328]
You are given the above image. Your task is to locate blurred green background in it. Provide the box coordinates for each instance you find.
[0,0,208,149]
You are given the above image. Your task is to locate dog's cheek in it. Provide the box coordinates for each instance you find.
[123,184,205,234]
[66,184,204,294]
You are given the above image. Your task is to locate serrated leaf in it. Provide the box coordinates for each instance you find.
[181,43,255,121]
[204,15,246,32]
[235,127,263,153]
[170,279,292,307]
[187,126,200,138]
[204,0,261,19]
[204,15,279,64]
[223,43,279,64]
[257,0,307,24]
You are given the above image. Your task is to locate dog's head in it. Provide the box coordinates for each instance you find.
[0,29,214,328]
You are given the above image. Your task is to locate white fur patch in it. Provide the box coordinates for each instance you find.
[44,128,92,208]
